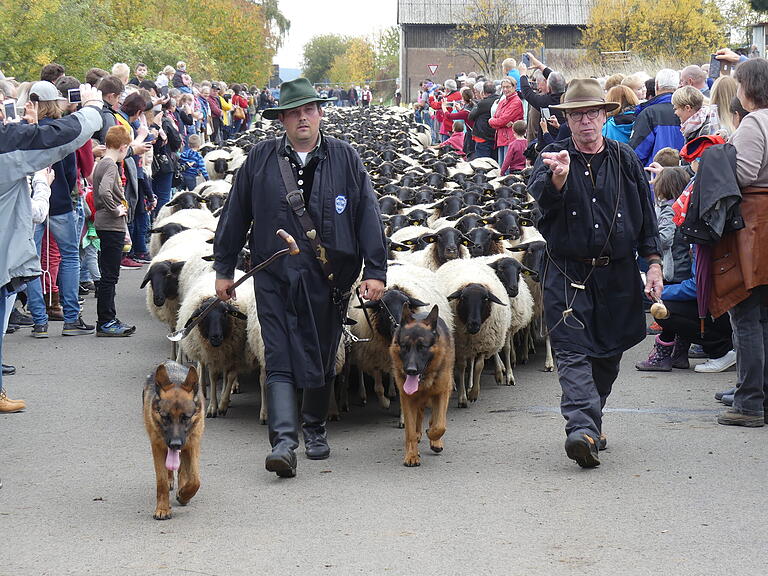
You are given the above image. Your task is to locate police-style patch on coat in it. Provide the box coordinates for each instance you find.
[335,195,347,214]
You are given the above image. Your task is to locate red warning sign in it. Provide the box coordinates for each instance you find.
[428,64,439,75]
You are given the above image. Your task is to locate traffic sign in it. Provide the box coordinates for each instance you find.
[428,64,439,75]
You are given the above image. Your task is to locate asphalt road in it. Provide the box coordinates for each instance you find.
[2,268,766,576]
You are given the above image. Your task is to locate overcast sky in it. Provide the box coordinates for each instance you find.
[274,0,398,69]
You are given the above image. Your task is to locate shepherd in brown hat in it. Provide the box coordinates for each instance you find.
[527,78,664,469]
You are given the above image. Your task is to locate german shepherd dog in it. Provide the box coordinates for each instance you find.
[390,304,455,467]
[143,361,204,520]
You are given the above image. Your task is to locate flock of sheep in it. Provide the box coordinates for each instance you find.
[141,106,552,424]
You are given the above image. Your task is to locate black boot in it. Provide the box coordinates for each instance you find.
[302,384,331,460]
[671,336,691,369]
[264,381,299,478]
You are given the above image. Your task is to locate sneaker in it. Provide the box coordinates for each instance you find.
[8,308,33,327]
[695,350,737,373]
[688,344,707,358]
[96,319,136,337]
[715,387,736,401]
[0,391,25,413]
[62,316,96,336]
[80,281,96,292]
[31,323,49,339]
[717,409,764,427]
[564,431,600,468]
[646,321,662,335]
[133,252,152,263]
[120,257,143,269]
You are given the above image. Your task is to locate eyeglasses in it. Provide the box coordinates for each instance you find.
[567,108,602,121]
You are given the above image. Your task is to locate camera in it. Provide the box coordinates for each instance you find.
[521,54,531,67]
[3,99,16,120]
[68,88,82,104]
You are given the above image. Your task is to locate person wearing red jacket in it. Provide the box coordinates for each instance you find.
[230,84,249,134]
[488,77,524,166]
[429,79,463,141]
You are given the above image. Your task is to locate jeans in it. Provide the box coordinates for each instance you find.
[96,230,124,325]
[232,118,243,134]
[729,285,768,416]
[183,173,198,191]
[152,171,174,219]
[474,139,494,160]
[27,223,48,325]
[497,145,508,166]
[554,348,623,440]
[0,285,7,393]
[48,210,81,323]
[129,209,150,256]
[440,133,449,143]
[80,243,100,282]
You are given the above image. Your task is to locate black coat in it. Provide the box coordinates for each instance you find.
[468,94,499,141]
[214,135,387,387]
[528,138,662,356]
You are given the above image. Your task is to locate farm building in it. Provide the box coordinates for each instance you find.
[397,0,592,102]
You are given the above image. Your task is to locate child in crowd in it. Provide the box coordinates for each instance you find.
[92,125,137,337]
[438,120,467,156]
[500,120,528,175]
[653,167,691,284]
[179,134,210,191]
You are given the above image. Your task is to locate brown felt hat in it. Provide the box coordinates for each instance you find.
[551,78,621,113]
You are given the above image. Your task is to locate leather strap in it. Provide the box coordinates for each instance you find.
[275,138,335,283]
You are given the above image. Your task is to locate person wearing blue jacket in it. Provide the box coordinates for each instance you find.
[629,69,686,165]
[635,248,734,372]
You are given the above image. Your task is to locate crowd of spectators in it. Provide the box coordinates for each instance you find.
[0,60,277,412]
[412,48,768,427]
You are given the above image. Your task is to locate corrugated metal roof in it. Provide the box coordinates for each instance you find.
[398,0,593,27]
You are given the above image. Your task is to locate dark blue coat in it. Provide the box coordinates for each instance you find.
[528,137,662,357]
[214,135,387,387]
[629,93,685,166]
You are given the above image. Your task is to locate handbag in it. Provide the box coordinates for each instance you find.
[152,152,174,174]
[233,105,245,120]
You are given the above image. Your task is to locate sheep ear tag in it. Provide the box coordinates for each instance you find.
[335,195,347,214]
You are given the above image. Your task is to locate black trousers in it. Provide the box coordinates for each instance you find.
[657,299,732,359]
[96,229,124,325]
[554,349,623,440]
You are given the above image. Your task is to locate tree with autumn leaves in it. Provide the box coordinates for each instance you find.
[0,0,288,84]
[301,28,399,100]
[583,0,726,61]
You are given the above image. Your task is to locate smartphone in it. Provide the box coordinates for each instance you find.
[541,107,551,120]
[708,55,721,79]
[3,99,16,120]
[68,88,81,104]
[521,54,531,67]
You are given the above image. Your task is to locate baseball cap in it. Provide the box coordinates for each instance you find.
[211,83,220,90]
[29,81,67,102]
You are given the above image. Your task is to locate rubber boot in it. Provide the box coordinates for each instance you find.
[634,335,673,371]
[46,292,64,322]
[671,336,690,369]
[302,384,331,460]
[264,381,299,478]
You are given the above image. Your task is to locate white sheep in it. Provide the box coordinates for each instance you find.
[177,270,253,417]
[346,262,451,411]
[474,255,535,386]
[435,259,512,407]
[149,208,218,257]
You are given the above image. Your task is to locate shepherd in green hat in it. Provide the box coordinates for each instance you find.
[262,77,335,120]
[213,76,387,481]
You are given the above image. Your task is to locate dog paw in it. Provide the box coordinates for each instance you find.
[403,454,421,467]
[467,389,479,403]
[153,507,172,520]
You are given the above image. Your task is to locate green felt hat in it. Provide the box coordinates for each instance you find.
[262,77,334,120]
